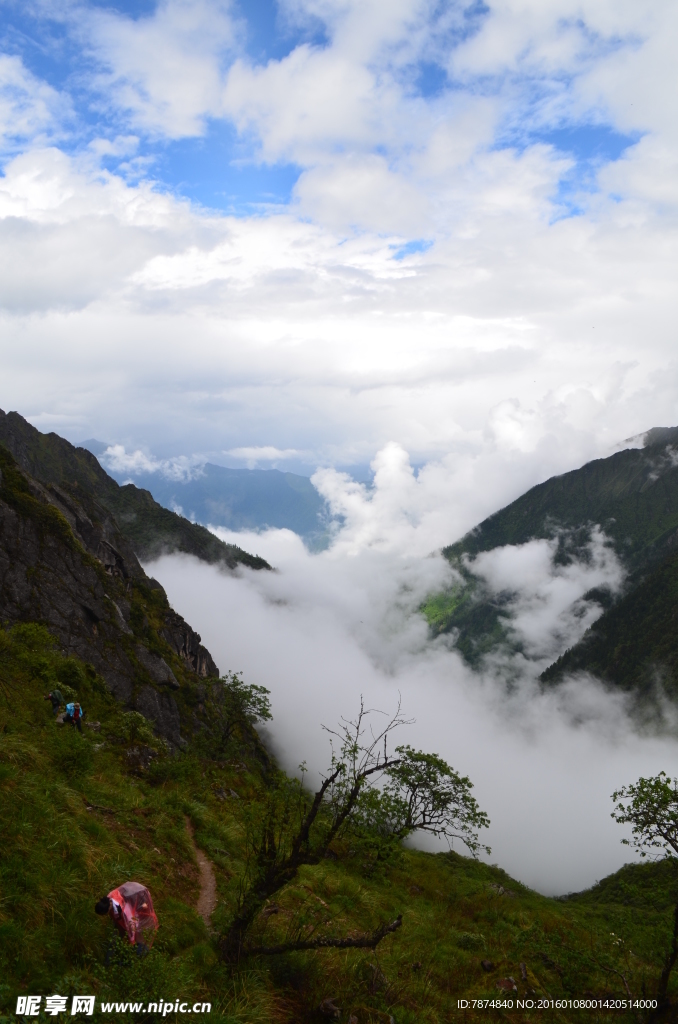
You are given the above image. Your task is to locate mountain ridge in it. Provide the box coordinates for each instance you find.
[443,427,678,571]
[97,457,330,547]
[0,410,271,571]
[425,427,678,695]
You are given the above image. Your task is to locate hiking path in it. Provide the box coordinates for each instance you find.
[185,817,217,926]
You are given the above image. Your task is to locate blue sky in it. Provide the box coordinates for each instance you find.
[0,0,319,208]
[0,0,676,505]
[0,0,642,213]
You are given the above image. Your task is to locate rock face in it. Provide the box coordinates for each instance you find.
[162,612,219,678]
[0,444,219,747]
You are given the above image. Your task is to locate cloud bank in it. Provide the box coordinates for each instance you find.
[99,444,207,482]
[140,442,676,895]
[0,0,677,498]
[467,527,625,667]
[146,522,676,897]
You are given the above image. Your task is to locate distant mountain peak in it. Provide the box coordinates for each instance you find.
[76,438,111,457]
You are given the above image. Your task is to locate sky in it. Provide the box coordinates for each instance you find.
[0,0,677,503]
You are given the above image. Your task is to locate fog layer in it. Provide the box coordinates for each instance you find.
[146,474,677,897]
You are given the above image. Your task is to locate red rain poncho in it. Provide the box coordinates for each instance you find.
[107,882,158,946]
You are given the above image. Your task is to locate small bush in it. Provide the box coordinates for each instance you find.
[95,935,198,1010]
[116,711,161,748]
[51,729,93,778]
[456,931,484,950]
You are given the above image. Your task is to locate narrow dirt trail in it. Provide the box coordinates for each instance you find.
[185,818,217,926]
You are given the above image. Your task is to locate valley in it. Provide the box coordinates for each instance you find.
[2,414,678,1022]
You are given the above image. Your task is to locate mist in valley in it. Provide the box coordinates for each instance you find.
[146,443,678,898]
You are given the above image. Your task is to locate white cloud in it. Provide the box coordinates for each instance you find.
[469,528,625,664]
[1,0,678,514]
[294,154,429,234]
[84,0,240,138]
[129,215,419,293]
[0,146,211,310]
[310,445,626,670]
[225,445,307,468]
[0,55,68,153]
[145,533,677,895]
[100,444,206,482]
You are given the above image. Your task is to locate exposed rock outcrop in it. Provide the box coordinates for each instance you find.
[0,444,219,746]
[162,611,219,678]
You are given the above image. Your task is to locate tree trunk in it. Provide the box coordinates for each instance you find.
[220,861,300,961]
[650,898,678,1022]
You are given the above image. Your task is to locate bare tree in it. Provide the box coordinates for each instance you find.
[221,697,490,960]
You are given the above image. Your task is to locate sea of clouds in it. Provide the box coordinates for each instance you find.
[146,442,678,897]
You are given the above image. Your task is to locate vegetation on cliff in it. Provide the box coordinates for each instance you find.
[0,442,224,747]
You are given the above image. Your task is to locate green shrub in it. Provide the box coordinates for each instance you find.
[56,659,87,693]
[116,711,165,750]
[50,728,93,778]
[456,931,484,950]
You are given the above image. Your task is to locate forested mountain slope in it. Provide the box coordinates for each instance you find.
[424,428,678,684]
[0,410,270,571]
[541,543,678,699]
[444,427,678,571]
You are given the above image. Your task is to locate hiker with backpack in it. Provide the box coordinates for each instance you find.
[44,689,64,717]
[95,882,158,955]
[64,701,84,732]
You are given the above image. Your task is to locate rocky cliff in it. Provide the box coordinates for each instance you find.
[0,443,220,747]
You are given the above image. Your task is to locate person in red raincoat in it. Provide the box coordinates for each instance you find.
[95,882,158,952]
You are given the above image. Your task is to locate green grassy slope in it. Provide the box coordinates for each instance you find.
[0,411,270,571]
[2,625,677,1023]
[421,569,515,667]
